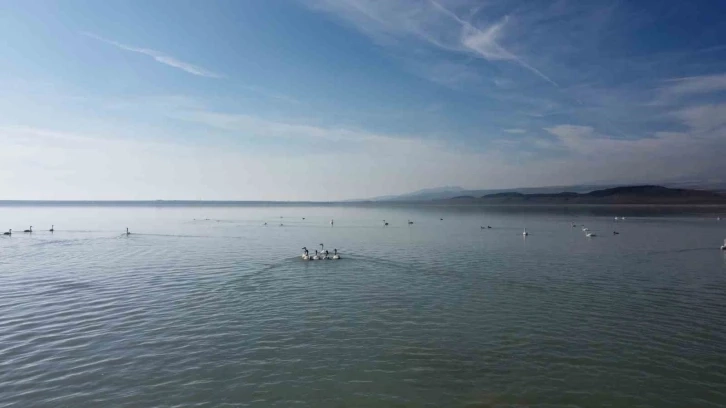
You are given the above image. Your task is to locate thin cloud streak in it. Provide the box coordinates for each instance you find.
[308,0,557,86]
[81,32,222,78]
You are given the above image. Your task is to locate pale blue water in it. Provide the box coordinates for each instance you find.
[1,204,725,407]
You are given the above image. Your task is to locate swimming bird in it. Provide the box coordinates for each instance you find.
[408,220,414,225]
[3,229,10,236]
[125,227,131,235]
[330,219,334,226]
[313,250,320,260]
[23,226,32,233]
[302,247,308,257]
[721,239,726,250]
[302,217,306,220]
[571,223,577,228]
[523,228,529,236]
[323,249,330,260]
[582,227,590,232]
[333,249,340,260]
[49,225,54,232]
[613,231,620,235]
[280,223,283,226]
[586,232,597,237]
[614,217,619,220]
[302,247,310,260]
[264,222,267,225]
[383,220,388,226]
[440,218,443,221]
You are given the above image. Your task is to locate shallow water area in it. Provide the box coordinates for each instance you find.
[1,204,725,407]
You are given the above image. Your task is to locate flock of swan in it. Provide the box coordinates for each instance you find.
[2,226,54,236]
[5,218,724,251]
[301,244,341,260]
[2,226,131,236]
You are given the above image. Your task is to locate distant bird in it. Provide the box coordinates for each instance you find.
[3,229,11,236]
[408,220,414,225]
[522,228,529,236]
[613,231,620,235]
[333,249,341,260]
[301,247,309,260]
[614,217,619,220]
[383,220,388,226]
[621,217,626,220]
[49,225,54,232]
[481,226,485,229]
[718,217,722,221]
[440,218,444,221]
[586,233,597,237]
[125,227,130,235]
[23,226,32,233]
[319,243,324,253]
[582,227,590,232]
[302,217,305,220]
[264,222,267,226]
[487,226,492,229]
[571,223,577,228]
[330,219,334,226]
[721,239,726,250]
[313,250,320,260]
[279,223,283,226]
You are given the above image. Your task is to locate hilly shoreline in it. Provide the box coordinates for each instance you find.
[442,185,726,205]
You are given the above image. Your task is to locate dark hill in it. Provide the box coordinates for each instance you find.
[446,185,726,205]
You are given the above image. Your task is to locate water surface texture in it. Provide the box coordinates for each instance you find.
[1,205,725,407]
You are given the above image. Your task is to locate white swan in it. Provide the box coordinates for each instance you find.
[522,228,529,236]
[3,229,10,236]
[312,250,320,260]
[333,249,341,260]
[586,232,597,237]
[301,247,309,259]
[721,239,726,250]
[582,227,590,232]
[614,217,619,220]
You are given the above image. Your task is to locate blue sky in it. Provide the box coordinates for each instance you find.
[1,0,725,200]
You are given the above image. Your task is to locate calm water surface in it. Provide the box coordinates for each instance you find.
[1,205,725,407]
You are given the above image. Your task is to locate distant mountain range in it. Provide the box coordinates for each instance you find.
[445,185,726,205]
[358,180,726,202]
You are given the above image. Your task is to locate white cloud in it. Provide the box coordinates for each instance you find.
[306,0,556,85]
[662,73,726,98]
[503,128,526,134]
[82,32,222,78]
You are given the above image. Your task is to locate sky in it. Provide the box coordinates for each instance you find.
[1,0,726,200]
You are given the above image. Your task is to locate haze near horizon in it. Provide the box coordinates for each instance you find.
[2,0,726,201]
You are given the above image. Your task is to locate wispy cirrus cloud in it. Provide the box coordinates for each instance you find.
[81,32,222,78]
[305,0,557,85]
[652,73,726,105]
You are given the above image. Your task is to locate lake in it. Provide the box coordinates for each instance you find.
[1,204,725,407]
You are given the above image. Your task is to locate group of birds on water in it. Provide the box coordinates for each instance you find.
[3,226,132,236]
[3,225,54,236]
[301,244,341,260]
